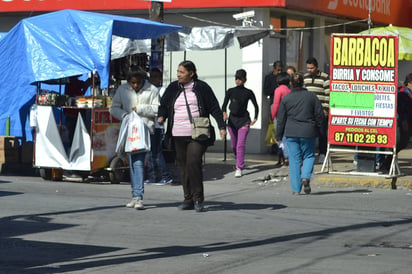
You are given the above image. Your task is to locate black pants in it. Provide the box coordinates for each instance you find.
[318,116,328,155]
[173,136,206,203]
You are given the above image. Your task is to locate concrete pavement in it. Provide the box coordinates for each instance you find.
[1,157,412,273]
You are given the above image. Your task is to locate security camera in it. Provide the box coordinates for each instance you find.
[232,10,255,21]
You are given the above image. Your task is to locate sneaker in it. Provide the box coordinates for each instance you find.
[302,178,311,194]
[126,198,141,208]
[134,199,144,210]
[235,168,242,178]
[155,177,173,185]
[318,154,326,164]
[144,179,153,185]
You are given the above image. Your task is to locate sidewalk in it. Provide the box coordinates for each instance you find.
[204,145,412,190]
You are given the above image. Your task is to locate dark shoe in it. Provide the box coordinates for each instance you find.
[284,159,289,166]
[302,178,311,194]
[274,152,285,168]
[178,202,194,210]
[194,201,204,212]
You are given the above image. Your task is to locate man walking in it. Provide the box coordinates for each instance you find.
[304,57,330,164]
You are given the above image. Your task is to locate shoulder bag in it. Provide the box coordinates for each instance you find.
[182,90,212,142]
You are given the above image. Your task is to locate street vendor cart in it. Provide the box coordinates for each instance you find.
[33,81,128,183]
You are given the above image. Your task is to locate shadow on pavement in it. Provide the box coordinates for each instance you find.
[203,162,275,182]
[311,189,372,195]
[0,206,125,273]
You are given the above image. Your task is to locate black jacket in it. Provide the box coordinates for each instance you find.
[222,85,259,129]
[276,87,325,140]
[263,72,278,102]
[158,79,226,139]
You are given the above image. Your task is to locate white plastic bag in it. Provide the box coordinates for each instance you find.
[115,113,129,155]
[116,112,151,154]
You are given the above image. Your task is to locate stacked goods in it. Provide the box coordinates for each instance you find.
[0,136,20,164]
[76,97,87,107]
[75,97,105,108]
[87,98,103,107]
[37,91,67,106]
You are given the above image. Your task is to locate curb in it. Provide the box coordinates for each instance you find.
[314,174,412,190]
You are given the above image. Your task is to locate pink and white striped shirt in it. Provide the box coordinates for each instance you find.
[172,81,200,136]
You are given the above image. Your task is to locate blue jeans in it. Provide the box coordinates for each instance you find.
[146,128,170,182]
[128,152,146,199]
[286,137,316,193]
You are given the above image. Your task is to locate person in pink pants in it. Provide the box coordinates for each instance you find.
[222,69,259,177]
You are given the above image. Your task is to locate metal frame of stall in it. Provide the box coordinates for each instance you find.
[319,143,403,189]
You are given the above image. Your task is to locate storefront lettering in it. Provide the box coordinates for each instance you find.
[328,0,391,15]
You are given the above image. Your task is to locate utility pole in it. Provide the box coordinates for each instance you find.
[368,0,372,33]
[149,0,165,84]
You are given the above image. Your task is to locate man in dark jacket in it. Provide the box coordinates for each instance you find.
[263,60,283,103]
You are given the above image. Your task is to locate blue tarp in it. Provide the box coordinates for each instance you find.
[0,9,181,140]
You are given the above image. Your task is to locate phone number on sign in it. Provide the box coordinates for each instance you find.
[334,132,388,145]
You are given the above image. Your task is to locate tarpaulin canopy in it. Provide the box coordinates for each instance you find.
[112,26,271,55]
[0,9,181,140]
[165,26,270,51]
[360,25,412,61]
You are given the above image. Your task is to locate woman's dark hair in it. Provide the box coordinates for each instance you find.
[276,72,290,86]
[179,60,198,80]
[127,66,147,81]
[290,72,304,88]
[404,73,412,86]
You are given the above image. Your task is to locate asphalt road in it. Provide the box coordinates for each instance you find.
[1,155,412,274]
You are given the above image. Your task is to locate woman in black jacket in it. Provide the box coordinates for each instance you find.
[276,72,325,195]
[158,60,226,212]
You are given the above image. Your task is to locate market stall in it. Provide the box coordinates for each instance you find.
[0,9,181,181]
